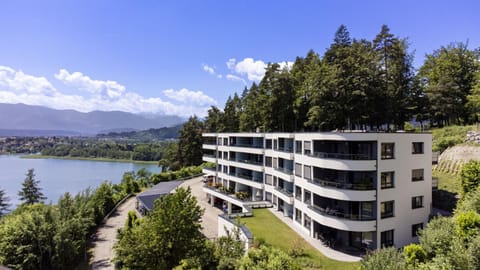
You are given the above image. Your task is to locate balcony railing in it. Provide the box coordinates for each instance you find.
[229,158,263,166]
[229,172,263,183]
[309,204,375,221]
[230,143,264,149]
[203,185,253,202]
[308,151,374,160]
[203,167,216,172]
[274,187,293,197]
[203,154,217,158]
[310,178,375,190]
[276,147,294,153]
[275,167,294,175]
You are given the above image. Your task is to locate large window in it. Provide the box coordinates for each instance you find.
[381,201,394,218]
[266,139,272,149]
[265,174,273,185]
[304,190,311,204]
[295,140,302,154]
[304,141,311,155]
[295,163,302,177]
[412,169,424,181]
[412,223,423,237]
[304,165,312,180]
[295,185,302,201]
[381,171,395,189]
[381,143,395,159]
[304,214,311,230]
[412,196,424,209]
[295,208,302,223]
[381,230,394,247]
[412,142,424,154]
[265,157,272,167]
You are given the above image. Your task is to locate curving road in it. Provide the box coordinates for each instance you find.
[89,197,136,270]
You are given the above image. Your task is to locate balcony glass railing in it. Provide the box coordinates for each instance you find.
[229,173,263,183]
[203,185,253,202]
[310,178,375,190]
[276,147,294,153]
[275,167,294,175]
[230,143,264,149]
[203,154,216,158]
[229,158,263,165]
[309,204,375,221]
[275,187,293,197]
[308,151,374,160]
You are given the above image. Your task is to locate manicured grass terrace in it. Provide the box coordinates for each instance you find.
[241,209,359,270]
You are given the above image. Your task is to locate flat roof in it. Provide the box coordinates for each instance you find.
[137,180,183,211]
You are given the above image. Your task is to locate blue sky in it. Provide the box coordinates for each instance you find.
[0,0,478,117]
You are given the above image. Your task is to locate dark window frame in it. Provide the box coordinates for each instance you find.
[412,169,424,182]
[381,200,394,219]
[381,143,395,159]
[412,142,424,154]
[381,171,395,189]
[412,223,423,237]
[381,230,394,247]
[412,196,424,209]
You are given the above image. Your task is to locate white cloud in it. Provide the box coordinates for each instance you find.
[202,64,223,79]
[0,66,57,95]
[226,74,246,85]
[233,58,266,81]
[278,61,294,70]
[163,88,217,106]
[202,64,215,75]
[0,66,216,117]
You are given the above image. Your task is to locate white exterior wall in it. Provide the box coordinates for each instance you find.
[203,132,432,250]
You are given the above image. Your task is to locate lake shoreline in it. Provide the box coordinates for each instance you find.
[20,154,159,165]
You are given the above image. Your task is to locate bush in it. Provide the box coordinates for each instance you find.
[404,243,426,266]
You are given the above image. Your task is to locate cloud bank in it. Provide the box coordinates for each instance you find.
[224,58,294,83]
[0,66,216,117]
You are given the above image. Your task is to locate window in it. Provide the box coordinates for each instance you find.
[412,196,423,209]
[273,157,278,169]
[304,141,311,155]
[381,171,395,189]
[265,174,273,185]
[381,230,394,247]
[273,139,278,150]
[304,165,312,180]
[265,192,272,201]
[412,169,424,181]
[412,142,424,154]
[304,214,311,229]
[217,138,222,145]
[381,143,395,159]
[295,185,302,200]
[223,165,228,174]
[265,157,272,167]
[224,151,228,160]
[295,140,302,154]
[381,201,394,218]
[223,138,228,146]
[412,223,423,237]
[295,208,302,223]
[266,139,272,149]
[304,190,311,204]
[295,163,302,177]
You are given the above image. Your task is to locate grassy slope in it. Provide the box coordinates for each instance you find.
[433,171,461,194]
[431,124,476,152]
[241,209,358,270]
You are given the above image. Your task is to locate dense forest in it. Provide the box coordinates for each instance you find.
[204,25,480,132]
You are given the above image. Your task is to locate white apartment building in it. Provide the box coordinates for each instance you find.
[202,132,432,252]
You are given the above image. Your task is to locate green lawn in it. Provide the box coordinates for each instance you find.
[240,209,359,270]
[433,171,461,194]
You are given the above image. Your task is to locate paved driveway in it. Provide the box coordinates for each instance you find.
[90,197,136,270]
[179,176,223,239]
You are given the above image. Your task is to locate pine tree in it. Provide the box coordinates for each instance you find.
[18,169,46,205]
[0,187,10,216]
[177,116,204,166]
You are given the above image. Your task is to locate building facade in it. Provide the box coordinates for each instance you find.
[202,132,432,251]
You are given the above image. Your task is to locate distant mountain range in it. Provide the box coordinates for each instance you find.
[0,103,184,136]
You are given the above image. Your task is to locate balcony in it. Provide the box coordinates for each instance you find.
[309,204,375,221]
[309,151,373,161]
[229,158,263,166]
[310,177,375,191]
[230,142,263,149]
[274,167,295,181]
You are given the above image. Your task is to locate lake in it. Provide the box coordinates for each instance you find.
[0,155,161,207]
